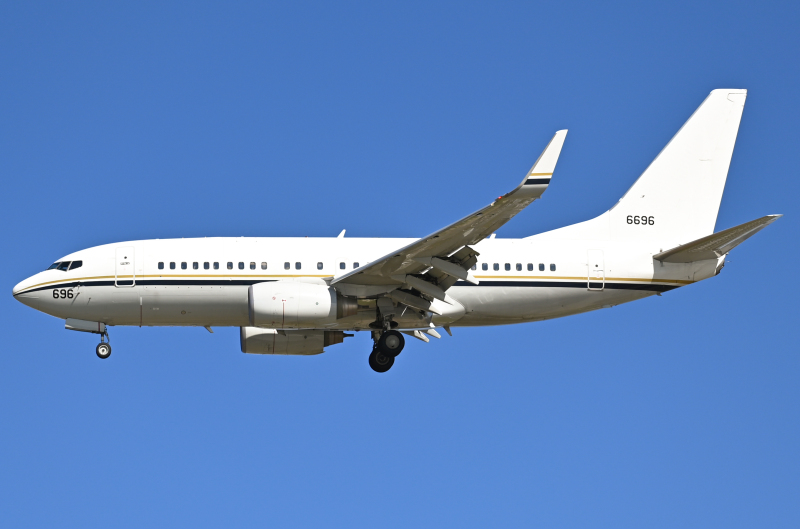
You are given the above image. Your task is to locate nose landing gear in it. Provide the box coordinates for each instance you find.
[64,319,112,359]
[96,331,111,359]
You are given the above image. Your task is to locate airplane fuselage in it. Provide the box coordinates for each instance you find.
[12,234,717,330]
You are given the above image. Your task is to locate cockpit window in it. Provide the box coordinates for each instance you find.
[57,262,71,271]
[68,261,83,271]
[47,262,60,270]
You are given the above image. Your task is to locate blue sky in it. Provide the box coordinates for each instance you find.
[1,2,798,527]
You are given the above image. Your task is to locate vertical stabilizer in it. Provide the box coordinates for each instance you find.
[607,89,746,246]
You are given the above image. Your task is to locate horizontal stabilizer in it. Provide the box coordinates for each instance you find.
[653,214,782,263]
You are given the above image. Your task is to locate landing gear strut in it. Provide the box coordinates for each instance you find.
[368,329,405,373]
[96,331,111,359]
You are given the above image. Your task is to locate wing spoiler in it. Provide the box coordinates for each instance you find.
[653,214,782,263]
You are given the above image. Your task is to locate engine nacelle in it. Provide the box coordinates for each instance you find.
[248,281,358,328]
[240,327,348,355]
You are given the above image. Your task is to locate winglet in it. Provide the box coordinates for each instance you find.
[517,130,567,197]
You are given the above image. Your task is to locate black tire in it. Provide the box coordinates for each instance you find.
[96,343,111,359]
[368,348,394,373]
[377,330,405,357]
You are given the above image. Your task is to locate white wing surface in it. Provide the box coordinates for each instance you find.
[332,130,567,298]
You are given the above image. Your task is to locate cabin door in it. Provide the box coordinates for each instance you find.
[115,246,136,287]
[587,249,604,291]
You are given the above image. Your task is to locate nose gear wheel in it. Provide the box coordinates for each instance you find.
[96,343,111,359]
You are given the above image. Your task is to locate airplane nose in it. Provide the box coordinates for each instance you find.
[13,277,34,297]
[12,276,42,309]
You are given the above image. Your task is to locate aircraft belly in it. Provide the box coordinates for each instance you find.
[140,285,248,326]
[449,285,654,326]
[60,284,655,328]
[52,285,250,327]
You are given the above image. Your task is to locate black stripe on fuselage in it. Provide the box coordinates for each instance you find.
[454,280,678,292]
[16,278,680,295]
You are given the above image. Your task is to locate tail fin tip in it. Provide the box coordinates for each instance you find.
[609,88,748,245]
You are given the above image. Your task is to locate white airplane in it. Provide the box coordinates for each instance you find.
[13,89,781,372]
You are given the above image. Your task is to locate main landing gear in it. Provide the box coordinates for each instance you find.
[96,331,111,359]
[368,329,405,373]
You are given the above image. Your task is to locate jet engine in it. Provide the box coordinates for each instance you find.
[248,281,358,328]
[240,327,349,355]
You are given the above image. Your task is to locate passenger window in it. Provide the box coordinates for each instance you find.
[516,263,521,271]
[284,262,290,270]
[181,262,187,270]
[471,264,477,270]
[57,261,70,271]
[213,262,219,270]
[339,262,345,270]
[158,262,164,270]
[193,262,199,270]
[353,262,359,268]
[527,263,533,271]
[238,262,244,270]
[295,262,301,270]
[250,262,256,270]
[261,262,267,270]
[204,262,209,270]
[493,263,499,271]
[482,263,488,271]
[504,263,510,271]
[170,262,176,270]
[227,262,233,270]
[550,263,556,271]
[539,263,544,271]
[317,262,323,270]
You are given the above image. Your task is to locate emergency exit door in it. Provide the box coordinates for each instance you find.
[587,249,604,291]
[115,246,135,287]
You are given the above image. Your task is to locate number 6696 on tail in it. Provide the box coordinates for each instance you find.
[627,215,654,225]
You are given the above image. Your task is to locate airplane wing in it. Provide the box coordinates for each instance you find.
[653,214,782,263]
[331,130,567,301]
